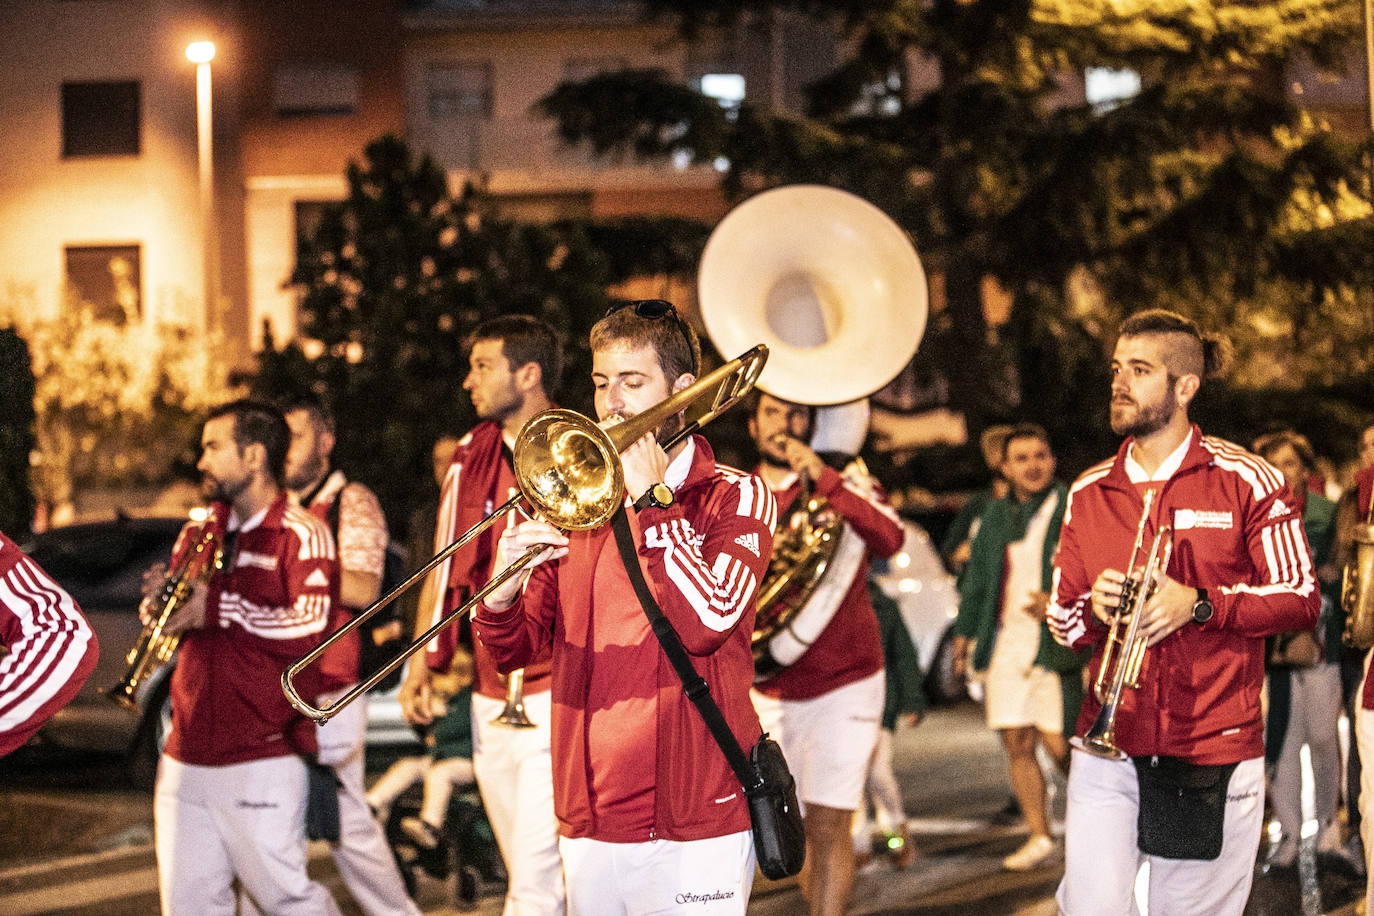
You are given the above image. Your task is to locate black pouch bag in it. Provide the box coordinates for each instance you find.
[746,734,806,880]
[304,759,342,843]
[1132,755,1239,860]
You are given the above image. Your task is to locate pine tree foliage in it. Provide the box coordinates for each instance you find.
[258,135,616,535]
[539,0,1374,470]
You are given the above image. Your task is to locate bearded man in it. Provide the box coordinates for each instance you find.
[1048,310,1319,915]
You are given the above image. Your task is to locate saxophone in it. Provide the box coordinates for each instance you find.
[102,507,226,713]
[751,458,870,681]
[1342,493,1374,650]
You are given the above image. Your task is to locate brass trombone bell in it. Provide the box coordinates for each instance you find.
[281,344,770,724]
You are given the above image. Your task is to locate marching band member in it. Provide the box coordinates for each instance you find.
[472,301,773,915]
[399,314,567,914]
[152,400,341,915]
[1049,310,1318,914]
[749,393,903,916]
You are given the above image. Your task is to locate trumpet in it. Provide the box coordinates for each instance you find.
[103,507,225,712]
[1080,490,1173,760]
[282,345,770,724]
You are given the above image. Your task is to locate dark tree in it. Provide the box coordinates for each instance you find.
[255,135,617,536]
[0,327,37,538]
[538,0,1374,479]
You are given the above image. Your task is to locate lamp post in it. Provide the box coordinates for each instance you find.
[186,40,218,333]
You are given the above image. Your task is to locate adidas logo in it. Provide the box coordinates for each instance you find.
[1268,499,1289,521]
[735,532,760,557]
[304,569,330,588]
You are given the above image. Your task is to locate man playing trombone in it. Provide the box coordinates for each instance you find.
[1048,310,1319,914]
[471,301,775,915]
[399,314,566,915]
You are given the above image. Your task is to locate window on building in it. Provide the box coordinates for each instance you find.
[1085,67,1142,112]
[427,63,493,119]
[274,65,360,117]
[65,244,141,324]
[61,81,140,157]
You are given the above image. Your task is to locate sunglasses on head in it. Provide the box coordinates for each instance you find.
[603,299,695,368]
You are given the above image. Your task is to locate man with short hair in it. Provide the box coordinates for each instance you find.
[400,314,567,915]
[1049,310,1319,914]
[281,394,419,916]
[152,399,343,915]
[952,423,1080,872]
[472,301,774,914]
[748,391,904,916]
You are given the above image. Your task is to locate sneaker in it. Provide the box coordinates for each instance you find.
[400,816,442,850]
[885,826,915,870]
[1003,834,1056,871]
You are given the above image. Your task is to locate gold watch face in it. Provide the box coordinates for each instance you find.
[652,483,674,507]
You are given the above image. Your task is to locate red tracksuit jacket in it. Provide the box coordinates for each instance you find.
[473,436,775,842]
[165,494,337,765]
[1049,427,1319,764]
[752,464,904,701]
[0,531,98,757]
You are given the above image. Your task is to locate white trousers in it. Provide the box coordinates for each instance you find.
[154,754,342,916]
[753,670,885,811]
[315,687,421,916]
[560,830,754,916]
[1270,663,1343,847]
[1056,750,1264,915]
[472,689,566,916]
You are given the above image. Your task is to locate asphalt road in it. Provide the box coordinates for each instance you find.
[0,702,1365,914]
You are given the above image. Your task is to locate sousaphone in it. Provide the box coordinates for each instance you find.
[698,185,927,679]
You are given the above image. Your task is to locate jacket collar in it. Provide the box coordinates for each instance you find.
[1103,423,1211,492]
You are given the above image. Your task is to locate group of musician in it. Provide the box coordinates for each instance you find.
[10,300,1374,915]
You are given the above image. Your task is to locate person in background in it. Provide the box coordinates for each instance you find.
[281,394,419,916]
[940,424,1014,578]
[1252,431,1344,871]
[852,579,925,870]
[368,649,477,844]
[1336,421,1374,874]
[0,530,98,757]
[952,423,1081,872]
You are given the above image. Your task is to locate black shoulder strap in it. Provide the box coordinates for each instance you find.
[609,508,761,793]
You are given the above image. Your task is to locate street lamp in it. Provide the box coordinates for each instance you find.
[186,40,218,333]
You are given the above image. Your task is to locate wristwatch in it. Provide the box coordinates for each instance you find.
[633,482,675,512]
[1191,588,1214,625]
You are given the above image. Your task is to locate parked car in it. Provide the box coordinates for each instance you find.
[22,514,421,789]
[869,516,965,705]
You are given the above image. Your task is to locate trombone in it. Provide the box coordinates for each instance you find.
[282,345,770,724]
